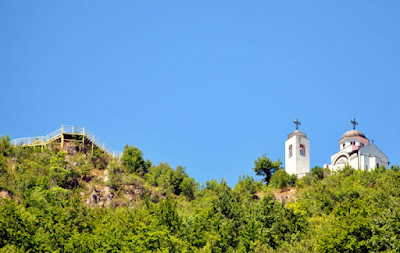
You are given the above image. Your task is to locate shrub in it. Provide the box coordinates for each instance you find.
[269,170,290,189]
[121,145,145,175]
[0,135,12,156]
[234,175,261,196]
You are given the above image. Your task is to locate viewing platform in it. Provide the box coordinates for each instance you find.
[10,125,121,157]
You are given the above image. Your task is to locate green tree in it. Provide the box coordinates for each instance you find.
[0,135,12,156]
[145,163,174,194]
[121,145,146,175]
[179,177,197,200]
[171,165,186,195]
[253,154,282,185]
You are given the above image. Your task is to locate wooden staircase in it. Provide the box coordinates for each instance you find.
[10,125,121,157]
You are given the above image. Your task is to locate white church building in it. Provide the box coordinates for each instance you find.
[326,118,389,171]
[285,118,389,178]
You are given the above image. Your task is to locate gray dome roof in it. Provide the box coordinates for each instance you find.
[341,129,367,139]
[288,130,307,139]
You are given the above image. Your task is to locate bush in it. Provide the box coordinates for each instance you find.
[90,149,108,170]
[269,170,290,189]
[49,166,71,187]
[338,164,356,177]
[288,173,298,186]
[145,163,197,197]
[311,166,331,181]
[234,175,261,196]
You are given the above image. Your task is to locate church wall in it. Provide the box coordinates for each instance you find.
[371,156,388,169]
[285,137,297,176]
[361,155,369,171]
[297,136,310,177]
[349,155,359,169]
[360,156,388,170]
[370,156,377,170]
[381,159,388,169]
[360,145,389,169]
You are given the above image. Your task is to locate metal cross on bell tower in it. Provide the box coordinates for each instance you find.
[293,118,301,130]
[350,118,358,130]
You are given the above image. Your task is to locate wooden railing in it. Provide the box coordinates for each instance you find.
[10,125,122,157]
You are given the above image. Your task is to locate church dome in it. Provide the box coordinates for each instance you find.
[341,130,367,139]
[288,130,307,139]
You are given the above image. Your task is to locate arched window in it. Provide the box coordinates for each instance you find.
[289,145,293,157]
[300,144,305,156]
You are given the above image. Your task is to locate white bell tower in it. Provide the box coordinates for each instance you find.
[285,118,310,178]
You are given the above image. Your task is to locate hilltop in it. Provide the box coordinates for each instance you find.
[1,135,400,252]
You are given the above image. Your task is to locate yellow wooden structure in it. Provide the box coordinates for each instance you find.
[10,125,121,157]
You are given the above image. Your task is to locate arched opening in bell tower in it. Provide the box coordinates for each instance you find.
[300,144,306,156]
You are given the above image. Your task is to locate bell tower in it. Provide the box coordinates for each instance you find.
[285,118,310,178]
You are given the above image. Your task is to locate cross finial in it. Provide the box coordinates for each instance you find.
[293,118,301,130]
[350,118,358,130]
[371,139,374,144]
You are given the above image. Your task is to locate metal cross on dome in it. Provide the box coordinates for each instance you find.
[350,118,358,130]
[293,118,301,130]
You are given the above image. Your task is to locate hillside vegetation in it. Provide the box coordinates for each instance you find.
[0,135,400,252]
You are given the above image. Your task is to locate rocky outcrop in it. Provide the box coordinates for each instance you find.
[0,190,12,200]
[101,187,114,207]
[91,189,102,205]
[274,187,297,203]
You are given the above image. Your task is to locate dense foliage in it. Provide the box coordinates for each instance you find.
[0,136,400,252]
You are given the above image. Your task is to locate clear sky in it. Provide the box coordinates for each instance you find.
[1,1,400,186]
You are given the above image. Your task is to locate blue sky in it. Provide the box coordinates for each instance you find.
[1,1,400,185]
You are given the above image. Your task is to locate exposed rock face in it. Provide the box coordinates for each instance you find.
[102,187,114,207]
[86,187,116,208]
[82,169,164,208]
[65,143,79,155]
[274,187,297,203]
[91,189,102,204]
[132,185,143,197]
[0,190,12,200]
[104,187,114,200]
